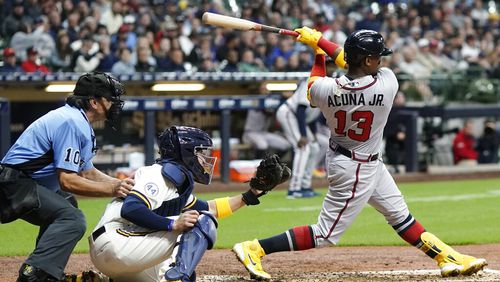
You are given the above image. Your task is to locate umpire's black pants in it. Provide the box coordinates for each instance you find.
[21,185,86,279]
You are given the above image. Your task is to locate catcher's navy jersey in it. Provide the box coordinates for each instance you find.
[2,104,96,191]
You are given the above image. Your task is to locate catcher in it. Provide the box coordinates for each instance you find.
[88,125,290,282]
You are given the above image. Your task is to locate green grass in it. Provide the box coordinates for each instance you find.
[1,178,500,256]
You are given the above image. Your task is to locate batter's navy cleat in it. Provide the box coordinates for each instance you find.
[232,239,271,280]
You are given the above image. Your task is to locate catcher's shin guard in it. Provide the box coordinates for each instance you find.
[419,232,487,277]
[164,211,218,282]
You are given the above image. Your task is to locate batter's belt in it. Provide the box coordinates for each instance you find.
[329,141,379,162]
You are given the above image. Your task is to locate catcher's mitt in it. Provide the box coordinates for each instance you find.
[250,154,290,191]
[242,154,290,205]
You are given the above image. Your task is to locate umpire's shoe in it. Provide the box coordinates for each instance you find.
[232,239,271,280]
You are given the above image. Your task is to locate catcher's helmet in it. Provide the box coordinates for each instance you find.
[158,126,216,185]
[344,30,393,66]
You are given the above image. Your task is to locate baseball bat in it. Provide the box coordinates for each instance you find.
[202,12,299,37]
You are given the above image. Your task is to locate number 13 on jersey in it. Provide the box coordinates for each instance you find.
[334,110,374,142]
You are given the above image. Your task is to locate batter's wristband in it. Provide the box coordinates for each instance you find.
[214,197,233,218]
[166,219,174,232]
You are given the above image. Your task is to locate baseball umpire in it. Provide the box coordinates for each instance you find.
[0,71,134,281]
[88,126,290,282]
[232,28,487,280]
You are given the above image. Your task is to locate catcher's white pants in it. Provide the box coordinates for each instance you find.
[276,105,319,191]
[89,223,180,282]
[311,149,410,247]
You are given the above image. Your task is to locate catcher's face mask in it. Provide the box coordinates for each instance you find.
[194,146,217,184]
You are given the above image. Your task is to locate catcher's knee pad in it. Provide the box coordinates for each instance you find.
[164,211,218,282]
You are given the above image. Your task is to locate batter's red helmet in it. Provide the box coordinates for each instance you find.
[344,30,393,66]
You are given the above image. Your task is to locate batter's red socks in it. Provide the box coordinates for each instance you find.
[392,214,426,246]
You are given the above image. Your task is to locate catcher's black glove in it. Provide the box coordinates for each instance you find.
[242,154,291,205]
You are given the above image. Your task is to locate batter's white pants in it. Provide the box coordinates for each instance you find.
[242,131,291,151]
[89,224,181,282]
[276,105,319,191]
[311,149,410,247]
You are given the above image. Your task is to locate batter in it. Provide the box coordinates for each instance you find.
[232,28,487,280]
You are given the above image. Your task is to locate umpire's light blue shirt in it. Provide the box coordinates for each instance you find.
[2,104,96,191]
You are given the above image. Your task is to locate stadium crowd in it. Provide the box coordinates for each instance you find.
[0,0,497,79]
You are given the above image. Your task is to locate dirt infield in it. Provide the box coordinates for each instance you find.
[1,244,499,281]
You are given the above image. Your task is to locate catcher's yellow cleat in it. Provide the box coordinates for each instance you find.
[232,239,271,280]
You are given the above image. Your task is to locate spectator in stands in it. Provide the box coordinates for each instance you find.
[253,38,269,71]
[47,9,62,40]
[266,37,294,68]
[272,56,287,72]
[476,120,499,164]
[24,0,41,20]
[111,47,134,75]
[462,34,481,67]
[216,32,240,63]
[96,35,117,72]
[323,18,347,46]
[72,36,102,73]
[21,47,50,74]
[221,49,239,72]
[135,12,156,36]
[187,34,215,67]
[112,24,137,53]
[100,0,124,35]
[132,36,156,67]
[63,10,81,43]
[398,45,434,102]
[385,92,407,173]
[135,45,156,72]
[238,49,267,72]
[1,0,31,40]
[50,30,72,72]
[10,23,35,62]
[158,49,185,72]
[32,15,56,64]
[0,47,22,72]
[452,119,478,166]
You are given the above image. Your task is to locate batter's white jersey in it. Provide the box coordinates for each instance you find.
[89,164,196,282]
[309,67,398,154]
